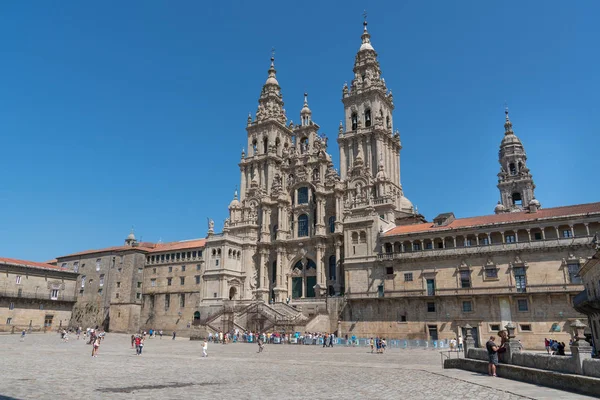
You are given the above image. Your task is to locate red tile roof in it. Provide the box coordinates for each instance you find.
[0,257,77,273]
[58,239,207,258]
[384,202,600,237]
[148,239,207,253]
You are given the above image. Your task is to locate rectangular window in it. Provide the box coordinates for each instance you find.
[520,324,532,331]
[462,301,473,312]
[17,288,22,297]
[386,266,394,275]
[490,324,500,331]
[61,262,67,269]
[81,276,86,288]
[73,262,79,273]
[215,259,219,266]
[180,277,185,285]
[534,232,542,240]
[39,304,44,310]
[116,281,121,288]
[197,264,201,271]
[166,254,170,261]
[176,253,180,260]
[437,242,443,249]
[562,230,572,238]
[9,302,14,310]
[187,252,191,259]
[167,278,172,286]
[485,267,498,279]
[99,274,105,287]
[426,279,435,296]
[297,187,309,204]
[180,294,185,308]
[195,275,201,284]
[482,237,489,245]
[181,265,186,272]
[15,275,22,284]
[6,317,12,325]
[96,259,101,271]
[168,266,173,273]
[192,251,197,258]
[199,250,203,257]
[427,302,436,312]
[425,242,432,250]
[161,254,165,262]
[151,279,156,287]
[404,273,413,282]
[136,292,141,300]
[50,289,59,300]
[514,267,527,293]
[465,239,472,247]
[460,270,471,288]
[153,268,157,274]
[213,292,217,298]
[137,281,142,288]
[115,293,119,299]
[505,235,516,243]
[568,263,582,284]
[413,243,421,251]
[137,268,143,274]
[400,315,407,322]
[165,294,170,310]
[517,299,528,311]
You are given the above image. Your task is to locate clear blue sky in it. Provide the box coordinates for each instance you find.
[1,1,598,262]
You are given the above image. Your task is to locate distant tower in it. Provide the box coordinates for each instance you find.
[124,228,137,246]
[495,109,539,213]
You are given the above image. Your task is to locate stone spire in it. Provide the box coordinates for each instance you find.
[300,92,312,126]
[255,52,287,125]
[496,108,538,212]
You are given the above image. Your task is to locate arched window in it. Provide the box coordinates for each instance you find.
[193,311,200,320]
[297,187,309,204]
[351,113,358,130]
[272,261,277,284]
[351,232,359,244]
[252,139,257,155]
[512,192,523,206]
[272,224,278,240]
[263,137,268,154]
[328,255,336,280]
[328,216,336,233]
[384,243,393,253]
[365,109,372,127]
[359,231,367,243]
[509,163,517,175]
[386,115,390,128]
[298,214,309,237]
[228,249,232,258]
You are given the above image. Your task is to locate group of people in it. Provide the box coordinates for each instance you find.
[369,337,387,353]
[449,337,464,351]
[544,338,567,356]
[132,334,145,355]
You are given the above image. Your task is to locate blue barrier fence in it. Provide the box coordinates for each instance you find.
[241,336,454,349]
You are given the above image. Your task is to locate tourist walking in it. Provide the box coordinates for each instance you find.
[139,337,144,355]
[131,334,135,349]
[257,337,264,353]
[159,329,163,339]
[370,337,374,353]
[92,337,100,357]
[458,336,463,351]
[172,331,176,340]
[486,336,499,377]
[135,335,141,355]
[20,329,26,342]
[202,340,208,357]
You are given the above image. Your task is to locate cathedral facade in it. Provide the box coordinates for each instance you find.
[54,21,600,349]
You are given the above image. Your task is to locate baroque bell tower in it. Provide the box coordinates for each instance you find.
[495,109,539,213]
[337,17,413,218]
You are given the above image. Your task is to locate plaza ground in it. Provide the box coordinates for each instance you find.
[0,333,594,400]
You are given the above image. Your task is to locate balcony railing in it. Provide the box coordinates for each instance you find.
[378,236,594,260]
[0,289,76,302]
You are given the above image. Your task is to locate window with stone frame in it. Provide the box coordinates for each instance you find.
[298,214,309,237]
[96,259,101,271]
[485,266,499,279]
[180,294,185,307]
[404,273,413,282]
[562,229,573,238]
[427,302,435,312]
[165,294,170,310]
[514,267,527,293]
[462,301,473,312]
[505,234,516,243]
[460,270,471,288]
[517,299,528,311]
[297,187,309,204]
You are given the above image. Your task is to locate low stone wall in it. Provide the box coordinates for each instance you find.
[467,348,488,361]
[583,358,600,378]
[444,358,600,397]
[511,352,577,375]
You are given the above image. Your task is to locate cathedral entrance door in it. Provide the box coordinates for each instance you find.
[292,277,302,299]
[306,276,316,298]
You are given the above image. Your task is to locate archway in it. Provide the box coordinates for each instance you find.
[193,311,200,320]
[229,286,237,300]
[291,259,317,299]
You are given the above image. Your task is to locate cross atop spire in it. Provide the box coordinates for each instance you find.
[504,106,514,135]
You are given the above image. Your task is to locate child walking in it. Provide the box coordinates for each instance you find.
[202,340,208,357]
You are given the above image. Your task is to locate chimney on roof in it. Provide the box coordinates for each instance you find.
[433,212,455,227]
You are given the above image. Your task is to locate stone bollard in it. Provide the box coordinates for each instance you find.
[570,319,592,375]
[502,322,521,364]
[463,324,475,358]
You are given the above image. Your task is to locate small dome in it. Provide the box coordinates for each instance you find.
[529,198,540,207]
[359,42,374,51]
[265,76,279,86]
[399,196,413,212]
[494,202,506,213]
[501,134,523,147]
[229,198,240,209]
[127,231,136,240]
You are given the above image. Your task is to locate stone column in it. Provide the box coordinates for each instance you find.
[334,243,342,294]
[340,141,347,180]
[240,167,247,200]
[463,323,475,358]
[316,245,325,296]
[570,319,593,375]
[502,322,522,364]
